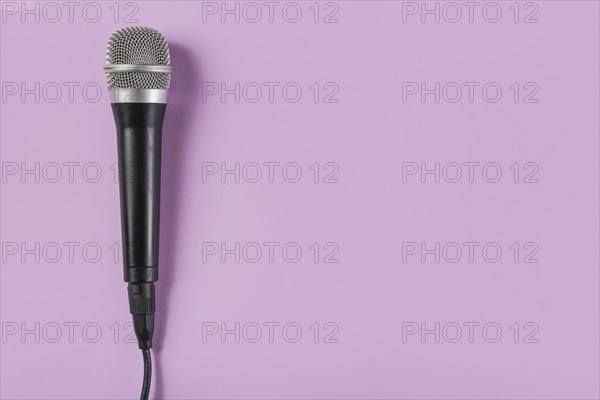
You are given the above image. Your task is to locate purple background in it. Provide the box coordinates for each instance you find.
[1,1,599,399]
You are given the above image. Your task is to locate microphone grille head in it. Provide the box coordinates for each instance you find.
[105,27,171,90]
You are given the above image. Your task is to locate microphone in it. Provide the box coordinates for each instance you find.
[104,26,172,400]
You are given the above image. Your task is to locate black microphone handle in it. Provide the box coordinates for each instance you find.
[112,102,166,350]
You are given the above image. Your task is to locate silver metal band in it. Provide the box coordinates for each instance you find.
[109,88,168,104]
[104,64,172,74]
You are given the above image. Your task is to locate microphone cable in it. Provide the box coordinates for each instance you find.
[141,349,152,400]
[128,282,156,399]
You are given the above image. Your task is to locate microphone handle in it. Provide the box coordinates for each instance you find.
[112,102,166,350]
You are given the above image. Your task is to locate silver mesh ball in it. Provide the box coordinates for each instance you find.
[106,27,171,90]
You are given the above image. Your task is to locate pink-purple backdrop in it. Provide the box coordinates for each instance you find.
[1,1,599,399]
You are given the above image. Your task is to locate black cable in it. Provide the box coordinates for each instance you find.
[141,349,152,400]
[128,283,155,399]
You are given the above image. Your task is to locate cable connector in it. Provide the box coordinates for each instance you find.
[127,283,155,350]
